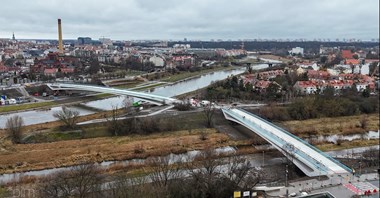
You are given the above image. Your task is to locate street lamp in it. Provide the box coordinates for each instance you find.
[285,164,289,187]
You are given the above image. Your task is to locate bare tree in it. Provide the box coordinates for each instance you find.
[360,114,369,129]
[225,155,260,189]
[53,106,80,129]
[106,105,123,136]
[5,115,24,144]
[203,104,216,128]
[39,163,103,198]
[123,96,135,115]
[146,156,182,188]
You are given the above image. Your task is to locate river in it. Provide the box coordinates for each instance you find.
[0,65,271,128]
[0,145,378,184]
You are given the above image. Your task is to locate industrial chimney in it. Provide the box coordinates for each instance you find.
[58,18,63,54]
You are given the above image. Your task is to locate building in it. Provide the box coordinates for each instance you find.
[149,55,165,68]
[341,49,354,59]
[294,81,318,94]
[289,47,304,56]
[77,37,92,45]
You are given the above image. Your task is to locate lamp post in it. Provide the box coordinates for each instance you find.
[285,164,289,187]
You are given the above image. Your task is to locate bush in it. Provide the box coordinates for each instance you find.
[5,115,24,144]
[134,144,145,154]
[174,102,192,111]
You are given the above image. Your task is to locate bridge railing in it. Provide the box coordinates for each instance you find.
[47,83,179,103]
[224,109,330,174]
[237,108,352,174]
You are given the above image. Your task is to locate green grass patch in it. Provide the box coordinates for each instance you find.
[81,125,110,138]
[114,82,143,89]
[0,101,57,113]
[0,187,10,197]
[24,130,83,143]
[93,93,114,99]
[162,66,234,83]
[133,82,167,91]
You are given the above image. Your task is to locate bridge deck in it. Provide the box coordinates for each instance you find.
[222,108,351,176]
[47,83,179,105]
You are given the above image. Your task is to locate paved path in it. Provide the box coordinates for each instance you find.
[266,173,379,197]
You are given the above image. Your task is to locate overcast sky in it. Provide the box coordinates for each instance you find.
[0,0,378,40]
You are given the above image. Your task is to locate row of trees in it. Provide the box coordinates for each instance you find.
[37,148,261,198]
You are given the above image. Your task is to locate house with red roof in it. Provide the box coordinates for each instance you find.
[293,81,318,94]
[258,70,284,80]
[0,62,8,73]
[307,70,330,80]
[44,68,58,76]
[345,59,360,65]
[341,50,354,59]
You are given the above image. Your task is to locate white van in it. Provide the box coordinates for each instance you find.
[8,99,17,104]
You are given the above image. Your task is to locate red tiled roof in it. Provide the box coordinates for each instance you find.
[255,80,270,89]
[61,68,75,73]
[345,59,359,65]
[342,50,353,59]
[44,68,57,74]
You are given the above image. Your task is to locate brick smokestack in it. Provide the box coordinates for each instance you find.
[58,19,63,54]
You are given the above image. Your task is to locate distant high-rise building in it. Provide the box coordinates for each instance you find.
[12,32,15,41]
[77,37,92,45]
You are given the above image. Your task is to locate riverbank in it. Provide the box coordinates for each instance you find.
[0,128,232,174]
[0,109,378,175]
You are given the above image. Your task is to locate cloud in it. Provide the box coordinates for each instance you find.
[0,0,378,40]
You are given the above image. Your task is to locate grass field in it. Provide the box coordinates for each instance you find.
[317,139,379,151]
[0,101,57,113]
[279,113,379,137]
[0,128,231,174]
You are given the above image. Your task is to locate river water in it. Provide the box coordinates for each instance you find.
[0,146,236,184]
[1,144,378,184]
[1,65,270,128]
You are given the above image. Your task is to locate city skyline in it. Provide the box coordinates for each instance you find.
[0,0,379,40]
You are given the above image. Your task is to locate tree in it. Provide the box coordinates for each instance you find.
[203,104,216,128]
[39,163,103,198]
[53,106,80,129]
[5,115,24,143]
[88,58,100,74]
[362,87,370,97]
[106,106,124,136]
[146,156,182,188]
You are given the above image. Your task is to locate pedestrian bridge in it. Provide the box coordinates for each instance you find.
[46,83,180,105]
[222,108,352,177]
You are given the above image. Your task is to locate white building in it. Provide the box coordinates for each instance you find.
[149,55,165,67]
[289,47,304,56]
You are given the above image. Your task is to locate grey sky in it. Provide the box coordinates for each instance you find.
[0,0,378,40]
